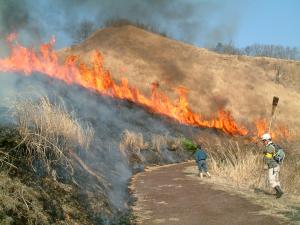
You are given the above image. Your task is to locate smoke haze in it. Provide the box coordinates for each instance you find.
[0,0,243,48]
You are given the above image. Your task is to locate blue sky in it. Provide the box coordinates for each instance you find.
[234,0,300,47]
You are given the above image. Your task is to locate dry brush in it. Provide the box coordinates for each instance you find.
[10,96,94,174]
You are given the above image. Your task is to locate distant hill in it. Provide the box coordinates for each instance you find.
[58,25,300,134]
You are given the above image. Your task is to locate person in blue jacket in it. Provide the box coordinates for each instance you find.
[194,144,211,179]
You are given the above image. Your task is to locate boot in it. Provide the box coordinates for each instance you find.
[274,186,284,198]
[206,172,211,178]
[199,173,203,179]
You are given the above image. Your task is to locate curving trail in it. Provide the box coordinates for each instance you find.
[131,162,286,225]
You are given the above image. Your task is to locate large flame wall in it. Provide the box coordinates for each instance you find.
[0,36,291,139]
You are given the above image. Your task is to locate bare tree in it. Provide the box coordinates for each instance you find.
[103,18,168,37]
[241,44,299,60]
[213,42,241,55]
[73,20,95,44]
[213,41,299,60]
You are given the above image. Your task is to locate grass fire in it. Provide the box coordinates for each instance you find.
[0,2,299,224]
[0,35,292,140]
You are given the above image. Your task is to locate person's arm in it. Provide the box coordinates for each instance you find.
[204,151,208,159]
[194,151,198,162]
[265,145,276,154]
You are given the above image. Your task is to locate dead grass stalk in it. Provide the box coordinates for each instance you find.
[11,96,94,171]
[207,140,299,194]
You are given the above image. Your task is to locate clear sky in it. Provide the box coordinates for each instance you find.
[0,0,299,49]
[234,0,300,47]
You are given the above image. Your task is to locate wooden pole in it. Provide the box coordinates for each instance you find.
[268,96,279,133]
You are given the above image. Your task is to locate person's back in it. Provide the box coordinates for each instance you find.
[194,145,210,178]
[195,148,207,161]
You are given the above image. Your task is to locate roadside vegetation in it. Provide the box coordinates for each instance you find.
[0,95,192,224]
[12,96,94,175]
[203,140,300,195]
[119,130,190,172]
[1,95,298,224]
[0,96,113,224]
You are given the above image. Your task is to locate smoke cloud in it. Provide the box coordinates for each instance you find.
[0,0,244,48]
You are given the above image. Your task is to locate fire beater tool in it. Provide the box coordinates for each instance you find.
[268,96,279,133]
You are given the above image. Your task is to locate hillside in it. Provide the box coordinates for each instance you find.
[58,25,300,135]
[0,25,299,224]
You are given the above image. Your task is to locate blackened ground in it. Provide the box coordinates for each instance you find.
[0,74,225,224]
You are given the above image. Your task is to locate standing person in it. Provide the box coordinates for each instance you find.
[195,144,211,179]
[261,133,284,198]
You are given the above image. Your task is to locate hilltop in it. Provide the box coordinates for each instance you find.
[58,25,300,135]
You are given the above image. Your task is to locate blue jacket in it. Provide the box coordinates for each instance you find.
[195,148,207,161]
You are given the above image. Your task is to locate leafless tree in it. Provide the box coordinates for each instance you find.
[73,20,95,44]
[213,42,299,60]
[103,18,168,37]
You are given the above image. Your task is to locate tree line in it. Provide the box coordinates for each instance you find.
[213,42,299,60]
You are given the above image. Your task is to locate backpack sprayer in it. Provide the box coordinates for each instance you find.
[256,96,280,189]
[268,96,279,133]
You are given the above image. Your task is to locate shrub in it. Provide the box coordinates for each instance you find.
[181,138,197,152]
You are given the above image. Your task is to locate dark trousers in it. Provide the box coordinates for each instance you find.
[197,160,208,173]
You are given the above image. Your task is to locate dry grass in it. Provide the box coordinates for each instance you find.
[0,172,48,224]
[208,142,264,188]
[119,130,185,166]
[280,156,300,194]
[59,25,300,136]
[120,130,148,154]
[119,130,148,164]
[151,134,181,152]
[11,96,94,171]
[206,140,300,195]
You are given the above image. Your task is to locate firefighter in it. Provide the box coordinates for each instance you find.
[261,133,284,198]
[195,144,211,179]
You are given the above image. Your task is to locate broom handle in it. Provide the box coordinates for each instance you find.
[268,114,274,133]
[268,97,279,133]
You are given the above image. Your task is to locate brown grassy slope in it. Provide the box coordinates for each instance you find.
[58,25,300,134]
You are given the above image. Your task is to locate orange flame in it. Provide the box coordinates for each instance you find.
[6,33,17,42]
[0,36,289,138]
[255,119,291,140]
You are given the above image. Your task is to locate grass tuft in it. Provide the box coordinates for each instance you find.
[10,96,94,173]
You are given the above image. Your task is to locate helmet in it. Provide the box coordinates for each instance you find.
[261,133,271,141]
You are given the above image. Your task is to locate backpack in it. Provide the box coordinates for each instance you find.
[271,143,285,163]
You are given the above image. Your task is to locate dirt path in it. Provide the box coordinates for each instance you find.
[131,162,287,225]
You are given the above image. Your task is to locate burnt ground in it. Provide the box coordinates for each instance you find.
[131,162,288,225]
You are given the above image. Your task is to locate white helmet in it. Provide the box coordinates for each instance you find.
[261,133,271,141]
